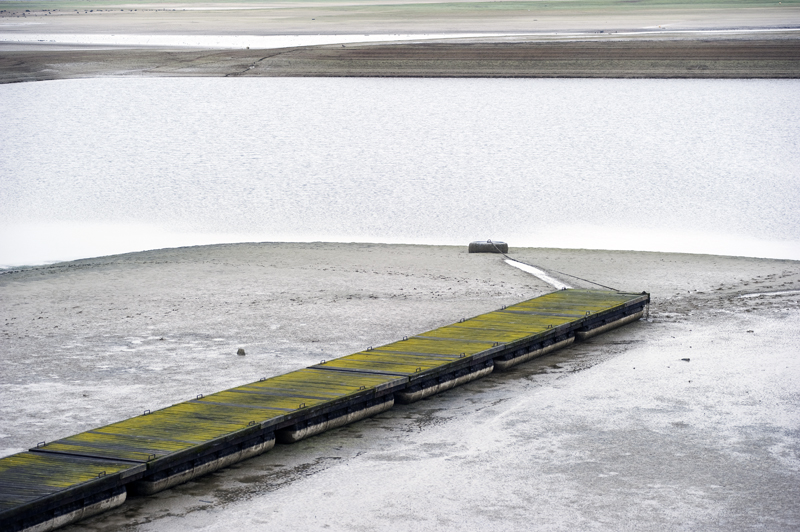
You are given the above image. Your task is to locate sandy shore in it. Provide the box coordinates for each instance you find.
[1,242,798,530]
[1,0,799,82]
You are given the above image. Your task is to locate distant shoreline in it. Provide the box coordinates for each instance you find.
[3,237,800,272]
[3,0,798,83]
[2,36,799,83]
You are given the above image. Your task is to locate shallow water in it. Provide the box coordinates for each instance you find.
[1,77,798,266]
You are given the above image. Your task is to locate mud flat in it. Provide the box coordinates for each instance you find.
[1,0,799,83]
[2,37,799,83]
[1,242,799,530]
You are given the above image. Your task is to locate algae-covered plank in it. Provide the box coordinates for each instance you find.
[345,352,465,364]
[194,390,332,411]
[316,357,449,376]
[33,402,286,462]
[375,338,493,355]
[239,368,401,395]
[415,326,535,343]
[0,452,140,511]
[33,431,198,462]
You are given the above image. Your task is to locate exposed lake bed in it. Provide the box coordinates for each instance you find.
[1,242,798,531]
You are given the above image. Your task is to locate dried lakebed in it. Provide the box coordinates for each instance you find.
[0,243,798,530]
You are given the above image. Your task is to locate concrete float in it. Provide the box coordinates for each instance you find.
[131,436,276,495]
[395,360,494,404]
[576,310,645,340]
[277,395,395,443]
[21,488,127,532]
[494,336,576,371]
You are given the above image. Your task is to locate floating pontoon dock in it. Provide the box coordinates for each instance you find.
[0,289,648,532]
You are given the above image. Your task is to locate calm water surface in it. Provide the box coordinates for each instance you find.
[0,78,798,266]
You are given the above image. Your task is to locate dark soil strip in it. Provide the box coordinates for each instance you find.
[2,38,799,84]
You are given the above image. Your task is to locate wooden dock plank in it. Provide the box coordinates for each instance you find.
[416,326,545,342]
[316,357,450,375]
[33,432,197,463]
[31,369,406,467]
[313,290,645,382]
[374,338,494,354]
[239,368,402,394]
[0,452,140,512]
[193,391,331,410]
[44,404,287,454]
[343,352,465,364]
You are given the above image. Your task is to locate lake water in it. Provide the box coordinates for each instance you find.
[0,32,512,49]
[1,77,798,267]
[4,29,795,49]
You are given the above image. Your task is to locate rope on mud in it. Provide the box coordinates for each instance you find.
[486,240,621,292]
